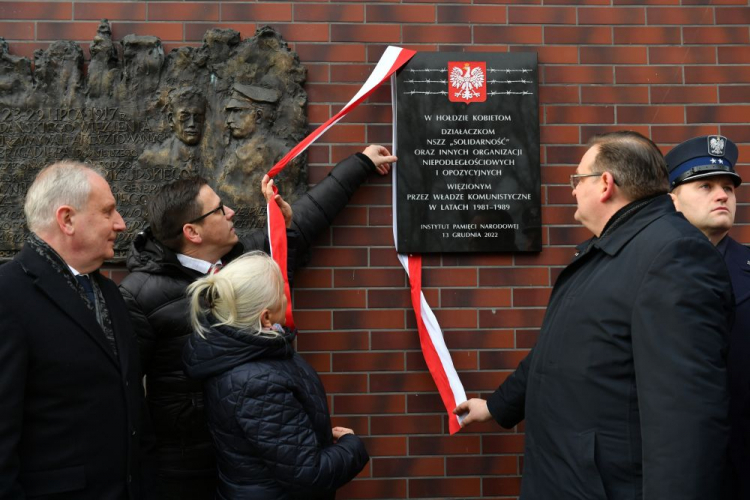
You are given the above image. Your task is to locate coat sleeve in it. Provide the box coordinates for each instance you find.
[0,283,27,498]
[236,373,369,495]
[118,281,157,376]
[486,348,533,428]
[632,236,732,499]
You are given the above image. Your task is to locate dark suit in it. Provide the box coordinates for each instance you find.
[0,242,150,499]
[721,236,750,500]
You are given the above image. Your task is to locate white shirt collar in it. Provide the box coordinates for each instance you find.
[176,253,221,274]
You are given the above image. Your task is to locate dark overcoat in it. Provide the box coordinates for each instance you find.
[0,244,151,499]
[488,195,733,500]
[722,236,750,499]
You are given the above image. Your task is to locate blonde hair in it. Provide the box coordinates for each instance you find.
[188,251,285,338]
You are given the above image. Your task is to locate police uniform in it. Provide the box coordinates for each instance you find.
[666,135,750,500]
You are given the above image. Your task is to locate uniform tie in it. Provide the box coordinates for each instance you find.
[76,274,96,305]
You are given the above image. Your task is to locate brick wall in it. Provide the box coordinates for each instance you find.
[2,1,748,498]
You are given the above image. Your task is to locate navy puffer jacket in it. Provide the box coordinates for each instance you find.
[183,320,369,500]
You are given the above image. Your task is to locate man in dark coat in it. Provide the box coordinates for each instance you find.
[0,161,153,499]
[118,145,395,499]
[667,135,750,500]
[455,131,733,500]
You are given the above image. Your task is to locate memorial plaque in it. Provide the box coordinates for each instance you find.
[0,23,308,260]
[394,52,541,253]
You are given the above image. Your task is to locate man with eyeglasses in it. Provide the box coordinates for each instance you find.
[118,144,396,500]
[667,135,749,500]
[455,131,732,500]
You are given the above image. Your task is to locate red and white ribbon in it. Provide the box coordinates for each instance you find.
[266,46,466,434]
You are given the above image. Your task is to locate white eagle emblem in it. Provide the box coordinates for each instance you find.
[449,63,485,101]
[708,135,726,156]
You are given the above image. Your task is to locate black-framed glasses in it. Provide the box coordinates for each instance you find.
[570,173,602,189]
[187,202,225,224]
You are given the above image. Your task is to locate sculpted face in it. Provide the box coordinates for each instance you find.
[671,175,736,244]
[226,106,260,139]
[170,102,205,145]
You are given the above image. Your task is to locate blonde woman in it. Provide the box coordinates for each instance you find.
[183,252,368,500]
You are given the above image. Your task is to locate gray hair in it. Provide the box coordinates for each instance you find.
[587,131,669,201]
[24,161,105,233]
[188,251,285,338]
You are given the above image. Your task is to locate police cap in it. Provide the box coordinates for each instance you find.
[665,135,740,191]
[225,82,281,110]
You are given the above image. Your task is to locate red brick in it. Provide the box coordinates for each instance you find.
[688,106,750,124]
[544,26,611,44]
[686,66,750,84]
[646,6,713,24]
[546,105,615,124]
[294,4,363,22]
[333,24,401,43]
[721,125,750,143]
[409,477,481,498]
[484,476,523,496]
[406,392,447,413]
[616,66,682,84]
[269,23,330,43]
[579,6,646,24]
[445,330,515,350]
[515,246,577,266]
[295,289,366,309]
[334,268,405,288]
[148,2,218,21]
[317,123,366,143]
[479,309,545,329]
[360,436,407,457]
[581,46,647,64]
[615,0,677,4]
[442,254,514,267]
[719,47,750,64]
[541,125,580,144]
[349,185,392,206]
[649,46,716,64]
[334,352,405,372]
[580,125,650,141]
[720,5,750,20]
[335,394,406,414]
[110,22,183,41]
[293,268,332,289]
[294,310,332,331]
[582,86,649,104]
[481,349,531,369]
[75,3,145,21]
[513,287,552,307]
[652,125,731,144]
[332,226,392,246]
[438,5,506,24]
[335,310,405,330]
[367,288,411,309]
[402,24,471,44]
[332,206,370,226]
[221,3,292,22]
[517,329,540,348]
[479,267,549,287]
[542,206,577,225]
[370,331,421,351]
[318,373,368,393]
[37,21,100,40]
[371,372,439,393]
[441,288,511,308]
[306,247,368,267]
[0,1,70,19]
[510,45,579,64]
[721,86,750,103]
[338,478,407,500]
[0,22,35,40]
[406,307,477,330]
[545,66,614,84]
[419,268,477,288]
[684,27,749,44]
[410,435,481,455]
[294,43,366,63]
[475,25,543,44]
[299,352,330,373]
[447,455,518,475]
[651,86,718,104]
[539,85,579,104]
[508,6,576,24]
[483,433,526,453]
[297,330,369,352]
[549,225,592,245]
[618,105,685,124]
[372,457,443,477]
[369,4,435,23]
[614,26,681,44]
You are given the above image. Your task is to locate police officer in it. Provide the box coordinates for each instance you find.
[667,135,750,500]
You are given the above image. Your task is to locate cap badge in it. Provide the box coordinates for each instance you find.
[708,135,726,157]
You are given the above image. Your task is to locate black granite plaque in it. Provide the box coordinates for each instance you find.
[395,52,540,253]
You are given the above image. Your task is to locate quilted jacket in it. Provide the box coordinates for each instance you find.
[118,153,378,485]
[183,319,369,500]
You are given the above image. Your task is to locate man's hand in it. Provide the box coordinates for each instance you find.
[362,144,397,175]
[262,175,293,228]
[332,426,354,441]
[453,398,492,428]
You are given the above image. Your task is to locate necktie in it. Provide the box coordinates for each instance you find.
[76,274,96,305]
